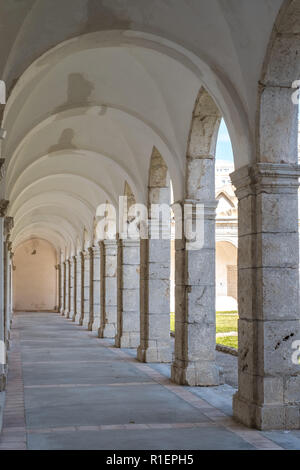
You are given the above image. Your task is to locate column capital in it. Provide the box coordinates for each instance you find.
[103,239,117,247]
[0,199,9,218]
[173,199,218,220]
[119,238,140,248]
[230,163,300,200]
[90,244,100,255]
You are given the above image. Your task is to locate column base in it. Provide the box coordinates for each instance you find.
[115,332,139,349]
[92,321,100,332]
[74,313,81,324]
[67,310,74,320]
[98,324,116,339]
[71,313,76,322]
[64,309,69,317]
[233,392,300,430]
[60,308,65,316]
[82,316,90,328]
[137,345,172,363]
[171,359,223,387]
[0,366,7,392]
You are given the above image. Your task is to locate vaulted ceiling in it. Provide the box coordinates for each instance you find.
[0,0,287,256]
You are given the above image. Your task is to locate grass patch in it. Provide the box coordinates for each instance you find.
[216,313,238,334]
[171,311,239,351]
[216,311,238,315]
[217,336,238,349]
[170,312,175,333]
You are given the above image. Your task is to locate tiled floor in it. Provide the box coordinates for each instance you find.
[0,312,299,450]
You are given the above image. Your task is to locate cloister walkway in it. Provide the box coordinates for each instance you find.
[0,312,299,450]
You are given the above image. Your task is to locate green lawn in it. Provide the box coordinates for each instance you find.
[170,311,238,350]
[170,312,175,333]
[216,312,238,349]
[216,313,238,334]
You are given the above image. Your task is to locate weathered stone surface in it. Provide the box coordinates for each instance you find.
[232,163,300,430]
[81,251,91,328]
[115,240,140,348]
[172,197,221,386]
[75,253,83,324]
[90,245,101,331]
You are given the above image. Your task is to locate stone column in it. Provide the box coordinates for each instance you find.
[82,250,91,328]
[231,163,300,430]
[75,252,83,324]
[171,142,222,386]
[4,217,13,347]
[89,245,101,331]
[8,250,13,329]
[61,261,66,316]
[0,199,8,391]
[56,264,61,313]
[71,256,77,321]
[171,201,221,386]
[60,262,64,314]
[115,239,140,348]
[137,220,172,363]
[64,259,69,317]
[67,257,75,319]
[99,239,117,338]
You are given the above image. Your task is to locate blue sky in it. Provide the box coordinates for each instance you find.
[216,108,300,164]
[215,119,234,163]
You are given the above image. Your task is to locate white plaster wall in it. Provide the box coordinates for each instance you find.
[216,241,237,297]
[13,238,57,311]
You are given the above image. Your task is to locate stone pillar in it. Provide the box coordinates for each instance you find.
[115,239,140,348]
[82,250,91,328]
[9,253,13,320]
[71,256,77,321]
[171,141,222,386]
[0,200,8,391]
[56,264,61,312]
[61,261,66,316]
[8,250,13,328]
[99,239,117,338]
[231,163,300,430]
[60,262,64,314]
[64,259,69,317]
[137,221,172,363]
[75,252,83,324]
[4,217,13,347]
[67,257,75,319]
[89,245,101,331]
[171,201,221,386]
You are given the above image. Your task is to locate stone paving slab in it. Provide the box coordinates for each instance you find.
[0,312,299,450]
[27,426,256,450]
[24,382,210,429]
[22,360,152,385]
